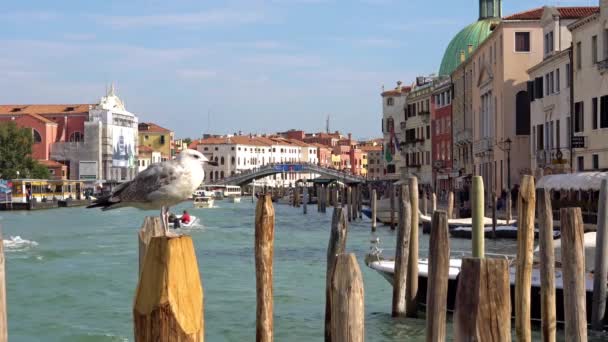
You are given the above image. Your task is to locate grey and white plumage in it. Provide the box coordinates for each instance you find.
[88,149,212,232]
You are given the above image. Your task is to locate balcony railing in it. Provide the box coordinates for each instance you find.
[598,59,608,72]
[454,129,472,143]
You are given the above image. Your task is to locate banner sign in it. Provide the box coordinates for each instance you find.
[273,164,304,172]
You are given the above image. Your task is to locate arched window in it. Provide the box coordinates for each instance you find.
[214,171,219,180]
[386,97,394,106]
[221,157,225,165]
[69,131,83,142]
[387,117,394,133]
[231,156,235,165]
[32,129,42,143]
[516,90,531,135]
[209,172,214,180]
[220,171,225,179]
[238,157,241,165]
[214,156,218,163]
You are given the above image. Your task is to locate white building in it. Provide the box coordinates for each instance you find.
[381,81,411,180]
[528,6,588,176]
[194,135,319,187]
[570,1,608,171]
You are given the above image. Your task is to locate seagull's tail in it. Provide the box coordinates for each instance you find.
[86,195,120,211]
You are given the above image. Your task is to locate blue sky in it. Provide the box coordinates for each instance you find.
[0,0,596,140]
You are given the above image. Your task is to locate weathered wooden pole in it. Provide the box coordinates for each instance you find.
[357,185,363,219]
[406,177,419,317]
[138,216,164,273]
[537,188,556,342]
[351,186,357,220]
[392,184,412,317]
[371,189,377,232]
[422,193,428,215]
[334,188,340,208]
[447,191,454,219]
[317,185,321,212]
[492,192,497,239]
[303,187,308,215]
[325,208,348,342]
[0,225,7,342]
[454,258,511,342]
[560,207,587,341]
[515,175,535,342]
[133,235,204,341]
[592,179,608,330]
[322,186,327,213]
[390,183,396,230]
[341,187,347,208]
[431,192,437,213]
[471,176,484,258]
[506,195,512,224]
[255,194,275,342]
[426,211,450,342]
[330,253,364,342]
[347,187,352,222]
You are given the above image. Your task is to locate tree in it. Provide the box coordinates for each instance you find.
[183,137,193,147]
[0,121,50,179]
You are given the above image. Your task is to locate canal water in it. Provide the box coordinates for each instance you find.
[0,200,604,341]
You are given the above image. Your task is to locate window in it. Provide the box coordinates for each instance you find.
[537,124,544,150]
[578,156,584,171]
[592,35,598,64]
[544,31,554,55]
[556,120,560,149]
[160,135,165,144]
[602,96,608,128]
[144,135,149,140]
[574,102,584,133]
[535,77,544,99]
[593,97,598,130]
[555,68,560,92]
[593,154,599,170]
[387,97,394,106]
[515,32,530,52]
[516,91,531,135]
[576,42,582,69]
[32,129,42,143]
[69,131,83,142]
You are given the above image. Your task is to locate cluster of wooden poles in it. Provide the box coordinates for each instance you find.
[294,184,364,222]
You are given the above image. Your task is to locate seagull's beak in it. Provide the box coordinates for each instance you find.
[207,161,219,166]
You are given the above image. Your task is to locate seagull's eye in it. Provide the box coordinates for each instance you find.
[193,155,200,159]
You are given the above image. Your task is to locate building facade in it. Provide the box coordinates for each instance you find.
[381,82,410,180]
[138,122,174,161]
[431,77,454,192]
[362,145,384,179]
[570,2,608,171]
[451,59,476,189]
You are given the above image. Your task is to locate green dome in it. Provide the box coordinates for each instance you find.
[438,19,500,76]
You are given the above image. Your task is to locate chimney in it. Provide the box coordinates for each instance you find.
[396,80,402,91]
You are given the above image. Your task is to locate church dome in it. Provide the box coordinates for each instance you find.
[438,18,500,76]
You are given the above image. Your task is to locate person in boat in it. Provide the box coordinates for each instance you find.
[181,210,191,224]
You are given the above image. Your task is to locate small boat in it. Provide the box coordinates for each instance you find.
[193,196,214,208]
[227,195,241,203]
[169,214,199,228]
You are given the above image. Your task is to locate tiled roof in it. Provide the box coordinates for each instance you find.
[138,122,172,134]
[0,104,91,115]
[381,86,411,97]
[38,159,65,168]
[361,145,383,152]
[504,7,599,20]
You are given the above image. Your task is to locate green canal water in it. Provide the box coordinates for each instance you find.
[1,200,605,341]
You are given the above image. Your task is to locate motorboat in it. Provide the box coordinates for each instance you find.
[169,214,199,228]
[193,196,214,208]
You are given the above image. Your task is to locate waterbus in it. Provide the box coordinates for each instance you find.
[195,185,242,201]
[10,179,84,203]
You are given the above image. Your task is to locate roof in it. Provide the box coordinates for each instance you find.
[311,143,332,150]
[381,86,411,97]
[138,145,154,153]
[0,104,91,115]
[37,160,65,168]
[503,7,599,21]
[361,145,383,152]
[439,18,500,76]
[138,122,172,134]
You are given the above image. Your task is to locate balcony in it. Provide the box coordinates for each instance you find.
[454,129,472,144]
[473,138,493,155]
[598,59,608,73]
[536,149,570,168]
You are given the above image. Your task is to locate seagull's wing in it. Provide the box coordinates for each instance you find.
[87,161,180,210]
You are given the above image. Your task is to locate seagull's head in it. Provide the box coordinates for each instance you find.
[178,149,216,167]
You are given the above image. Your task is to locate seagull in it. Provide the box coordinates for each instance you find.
[87,149,216,234]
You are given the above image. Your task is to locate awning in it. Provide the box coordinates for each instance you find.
[536,172,608,191]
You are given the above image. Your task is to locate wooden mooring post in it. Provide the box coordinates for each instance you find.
[330,254,364,342]
[422,193,428,216]
[471,176,484,258]
[560,207,587,341]
[390,183,395,230]
[325,208,348,342]
[133,234,204,341]
[506,195,512,224]
[447,191,454,219]
[347,187,352,222]
[371,189,377,232]
[357,185,362,219]
[454,258,511,342]
[406,177,419,318]
[492,192,497,239]
[303,188,308,215]
[592,179,608,330]
[138,216,164,273]
[515,175,535,342]
[431,192,437,213]
[392,184,411,317]
[426,211,450,342]
[255,194,275,342]
[0,225,7,342]
[537,188,556,342]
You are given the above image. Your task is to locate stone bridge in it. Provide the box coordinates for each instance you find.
[209,164,367,186]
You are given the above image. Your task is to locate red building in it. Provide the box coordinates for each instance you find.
[312,143,333,168]
[0,104,90,161]
[431,79,453,193]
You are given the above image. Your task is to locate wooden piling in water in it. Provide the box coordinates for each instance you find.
[357,185,362,219]
[138,216,164,273]
[431,192,437,213]
[454,258,511,342]
[330,253,364,342]
[422,193,427,215]
[255,194,275,342]
[390,183,395,230]
[303,188,308,215]
[426,211,450,342]
[406,177,419,318]
[492,192,497,239]
[325,208,348,342]
[351,186,357,220]
[133,235,204,342]
[392,184,411,317]
[537,188,556,342]
[371,189,377,232]
[592,179,608,330]
[341,187,347,208]
[515,175,535,342]
[471,176,484,258]
[0,225,7,342]
[347,187,352,222]
[447,191,454,219]
[334,188,340,208]
[317,185,321,213]
[506,195,512,224]
[560,207,587,342]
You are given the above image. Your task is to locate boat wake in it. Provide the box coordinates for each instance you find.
[3,236,39,251]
